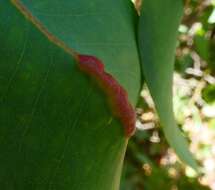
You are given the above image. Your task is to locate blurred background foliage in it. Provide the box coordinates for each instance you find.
[121,0,215,189]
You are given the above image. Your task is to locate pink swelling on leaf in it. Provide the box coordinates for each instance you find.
[78,54,136,137]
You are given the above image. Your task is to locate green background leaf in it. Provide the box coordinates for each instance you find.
[138,0,198,169]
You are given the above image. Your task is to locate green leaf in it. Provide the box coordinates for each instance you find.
[194,34,210,62]
[138,0,198,169]
[15,0,141,104]
[0,1,141,189]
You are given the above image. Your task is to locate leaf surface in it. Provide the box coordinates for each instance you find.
[138,0,198,169]
[0,1,141,189]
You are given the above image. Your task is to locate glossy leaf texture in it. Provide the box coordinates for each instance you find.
[0,1,141,190]
[138,0,198,169]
